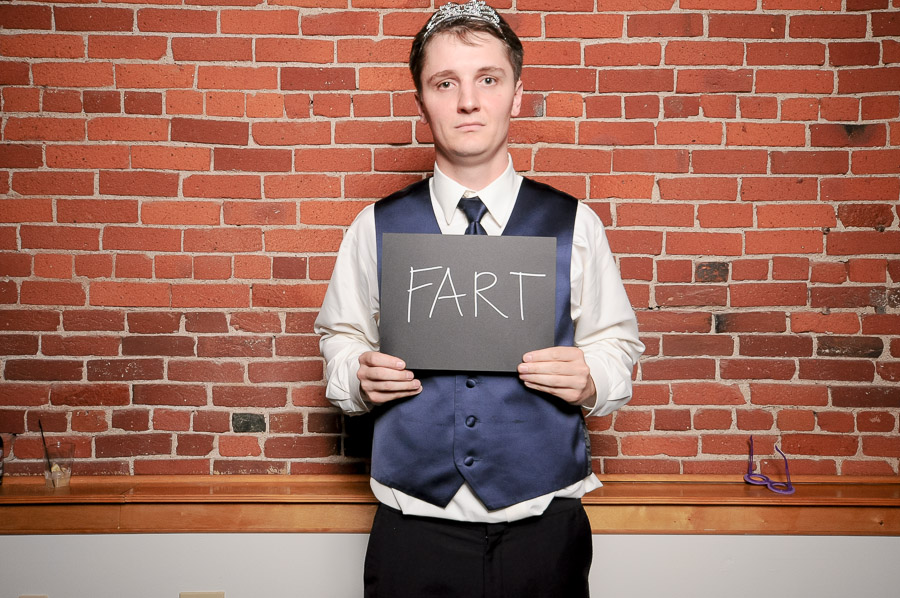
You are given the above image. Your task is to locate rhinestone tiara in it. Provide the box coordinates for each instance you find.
[424,1,502,39]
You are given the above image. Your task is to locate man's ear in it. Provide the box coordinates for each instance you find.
[510,79,524,118]
[415,93,429,124]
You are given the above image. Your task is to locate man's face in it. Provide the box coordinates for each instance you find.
[415,31,523,176]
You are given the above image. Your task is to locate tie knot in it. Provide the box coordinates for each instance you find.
[458,197,487,235]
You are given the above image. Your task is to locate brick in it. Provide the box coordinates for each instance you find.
[282,67,356,91]
[373,147,434,173]
[870,9,899,34]
[741,177,818,206]
[5,358,83,381]
[5,117,86,142]
[652,260,689,283]
[0,4,52,30]
[799,359,875,382]
[133,384,207,407]
[737,409,775,431]
[88,35,167,60]
[627,13,702,38]
[251,283,328,308]
[666,41,743,66]
[757,204,836,229]
[693,409,734,430]
[673,383,746,408]
[48,384,130,408]
[530,149,609,174]
[848,259,888,283]
[0,198,52,223]
[781,434,858,457]
[198,66,278,91]
[838,67,900,93]
[613,149,688,174]
[740,96,778,120]
[692,150,767,174]
[721,358,796,380]
[33,62,114,89]
[181,175,259,200]
[654,121,721,146]
[833,386,900,409]
[662,334,733,357]
[248,360,322,383]
[604,229,662,255]
[678,69,753,94]
[827,231,900,255]
[746,42,825,66]
[852,149,900,175]
[857,411,897,433]
[597,69,674,93]
[545,13,623,38]
[656,285,727,307]
[741,335,813,358]
[820,177,899,202]
[790,15,868,39]
[697,203,753,229]
[1,33,84,59]
[588,175,653,200]
[266,174,342,199]
[87,117,168,142]
[811,123,887,148]
[99,171,178,198]
[771,151,848,174]
[521,67,596,93]
[624,96,659,119]
[212,385,286,408]
[709,14,785,38]
[614,410,652,432]
[827,42,880,68]
[213,148,292,173]
[55,7,134,32]
[334,120,412,145]
[509,121,577,145]
[619,203,693,228]
[21,281,85,306]
[171,118,249,146]
[755,69,834,94]
[818,336,884,359]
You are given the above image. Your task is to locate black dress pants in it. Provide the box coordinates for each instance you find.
[363,498,592,598]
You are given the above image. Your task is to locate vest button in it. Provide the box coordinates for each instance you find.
[466,378,477,388]
[465,415,477,427]
[463,456,475,467]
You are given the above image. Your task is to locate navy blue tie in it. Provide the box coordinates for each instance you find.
[458,197,488,236]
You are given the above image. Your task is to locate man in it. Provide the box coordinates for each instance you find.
[315,2,644,596]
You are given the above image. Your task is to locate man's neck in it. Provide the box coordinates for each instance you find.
[435,151,510,191]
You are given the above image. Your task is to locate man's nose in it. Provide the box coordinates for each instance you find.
[457,82,480,113]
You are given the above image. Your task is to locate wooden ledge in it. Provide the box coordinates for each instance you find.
[1,475,898,535]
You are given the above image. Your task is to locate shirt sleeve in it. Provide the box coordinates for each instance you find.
[314,206,380,415]
[571,203,645,418]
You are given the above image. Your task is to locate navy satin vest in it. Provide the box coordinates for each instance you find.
[372,177,591,510]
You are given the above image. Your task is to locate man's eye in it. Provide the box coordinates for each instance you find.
[483,77,495,85]
[437,81,452,89]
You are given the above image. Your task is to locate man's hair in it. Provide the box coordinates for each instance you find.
[408,10,524,94]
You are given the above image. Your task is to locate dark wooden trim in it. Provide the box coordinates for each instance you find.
[1,475,898,535]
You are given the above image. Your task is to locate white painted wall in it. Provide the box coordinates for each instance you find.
[1,534,898,598]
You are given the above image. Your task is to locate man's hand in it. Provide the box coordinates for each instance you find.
[358,351,421,405]
[517,346,596,408]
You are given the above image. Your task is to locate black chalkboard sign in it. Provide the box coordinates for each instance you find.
[379,233,557,372]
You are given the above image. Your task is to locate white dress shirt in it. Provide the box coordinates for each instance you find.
[315,157,644,522]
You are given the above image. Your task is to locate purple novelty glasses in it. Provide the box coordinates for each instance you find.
[744,435,795,495]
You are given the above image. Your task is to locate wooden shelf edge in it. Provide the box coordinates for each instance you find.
[1,474,898,536]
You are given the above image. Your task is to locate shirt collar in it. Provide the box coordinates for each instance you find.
[432,156,520,229]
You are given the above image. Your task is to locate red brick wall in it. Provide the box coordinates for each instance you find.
[1,0,898,478]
